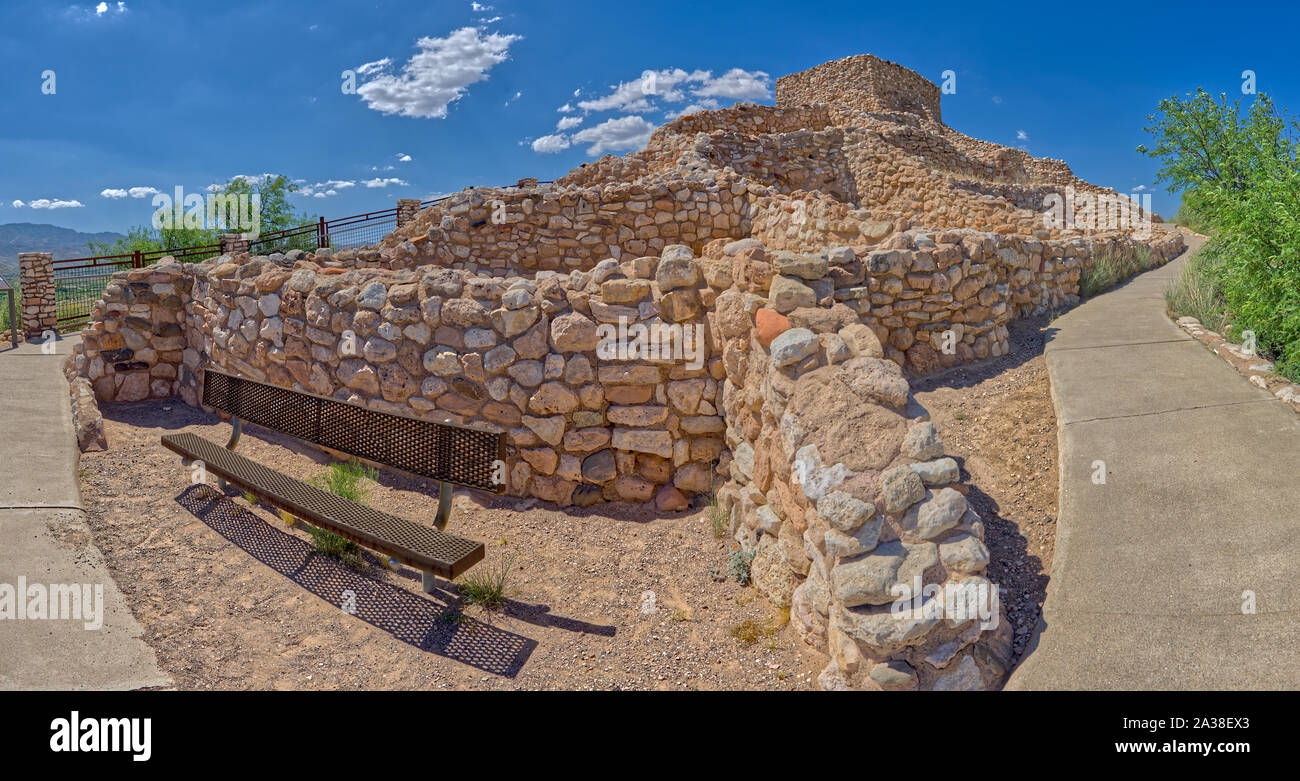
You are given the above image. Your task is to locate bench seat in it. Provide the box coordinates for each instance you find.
[162,431,485,579]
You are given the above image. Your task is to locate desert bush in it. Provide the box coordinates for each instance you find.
[458,552,517,609]
[1165,241,1232,333]
[1140,88,1300,380]
[1078,246,1155,298]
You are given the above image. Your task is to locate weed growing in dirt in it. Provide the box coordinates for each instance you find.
[307,460,377,569]
[311,459,377,503]
[727,545,756,585]
[707,491,727,539]
[729,608,789,646]
[458,552,518,609]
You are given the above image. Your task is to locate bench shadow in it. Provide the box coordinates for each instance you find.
[175,483,538,678]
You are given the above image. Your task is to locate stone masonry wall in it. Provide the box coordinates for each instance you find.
[707,236,1012,689]
[73,246,735,509]
[18,252,56,340]
[377,180,751,276]
[775,54,943,123]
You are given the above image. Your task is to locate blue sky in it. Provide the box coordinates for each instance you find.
[1,0,1296,235]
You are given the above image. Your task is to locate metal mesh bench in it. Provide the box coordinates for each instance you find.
[162,369,507,585]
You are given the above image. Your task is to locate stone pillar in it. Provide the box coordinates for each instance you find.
[218,233,249,256]
[18,252,55,340]
[396,198,421,229]
[516,177,539,188]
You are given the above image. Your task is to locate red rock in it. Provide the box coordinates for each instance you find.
[755,308,790,347]
[654,484,689,512]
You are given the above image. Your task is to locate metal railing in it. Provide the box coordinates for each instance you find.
[39,178,560,332]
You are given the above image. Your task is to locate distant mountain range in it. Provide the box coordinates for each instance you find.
[0,222,125,278]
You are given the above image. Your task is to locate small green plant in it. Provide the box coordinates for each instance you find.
[307,460,377,568]
[242,489,257,504]
[458,552,518,609]
[707,491,727,539]
[727,545,756,586]
[310,459,377,503]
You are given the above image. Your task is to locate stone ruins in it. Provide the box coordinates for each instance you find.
[65,54,1183,690]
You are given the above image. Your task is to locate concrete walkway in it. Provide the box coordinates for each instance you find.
[1007,236,1300,690]
[0,335,169,690]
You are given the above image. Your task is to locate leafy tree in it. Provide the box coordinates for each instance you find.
[1140,89,1300,377]
[87,174,317,258]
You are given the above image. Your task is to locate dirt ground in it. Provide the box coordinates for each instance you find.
[77,315,1057,689]
[911,314,1058,664]
[81,401,827,690]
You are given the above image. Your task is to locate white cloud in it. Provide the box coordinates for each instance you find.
[557,103,574,113]
[576,67,770,114]
[11,200,23,208]
[21,198,85,209]
[531,134,571,154]
[1016,129,1029,141]
[577,69,706,113]
[556,115,582,131]
[571,115,656,155]
[353,27,521,119]
[396,153,412,162]
[206,173,279,192]
[299,180,357,198]
[99,186,160,198]
[478,16,502,23]
[665,99,719,119]
[362,177,409,188]
[356,58,391,78]
[692,68,771,100]
[471,2,493,10]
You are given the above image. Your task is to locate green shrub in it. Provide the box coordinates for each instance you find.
[1165,241,1232,333]
[1078,246,1155,298]
[1139,88,1300,381]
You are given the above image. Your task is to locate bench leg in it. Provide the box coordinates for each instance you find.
[421,571,437,594]
[217,417,243,492]
[434,480,452,531]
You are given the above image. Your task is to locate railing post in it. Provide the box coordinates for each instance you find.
[218,233,249,256]
[396,198,420,229]
[17,252,55,340]
[317,216,326,249]
[133,249,142,269]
